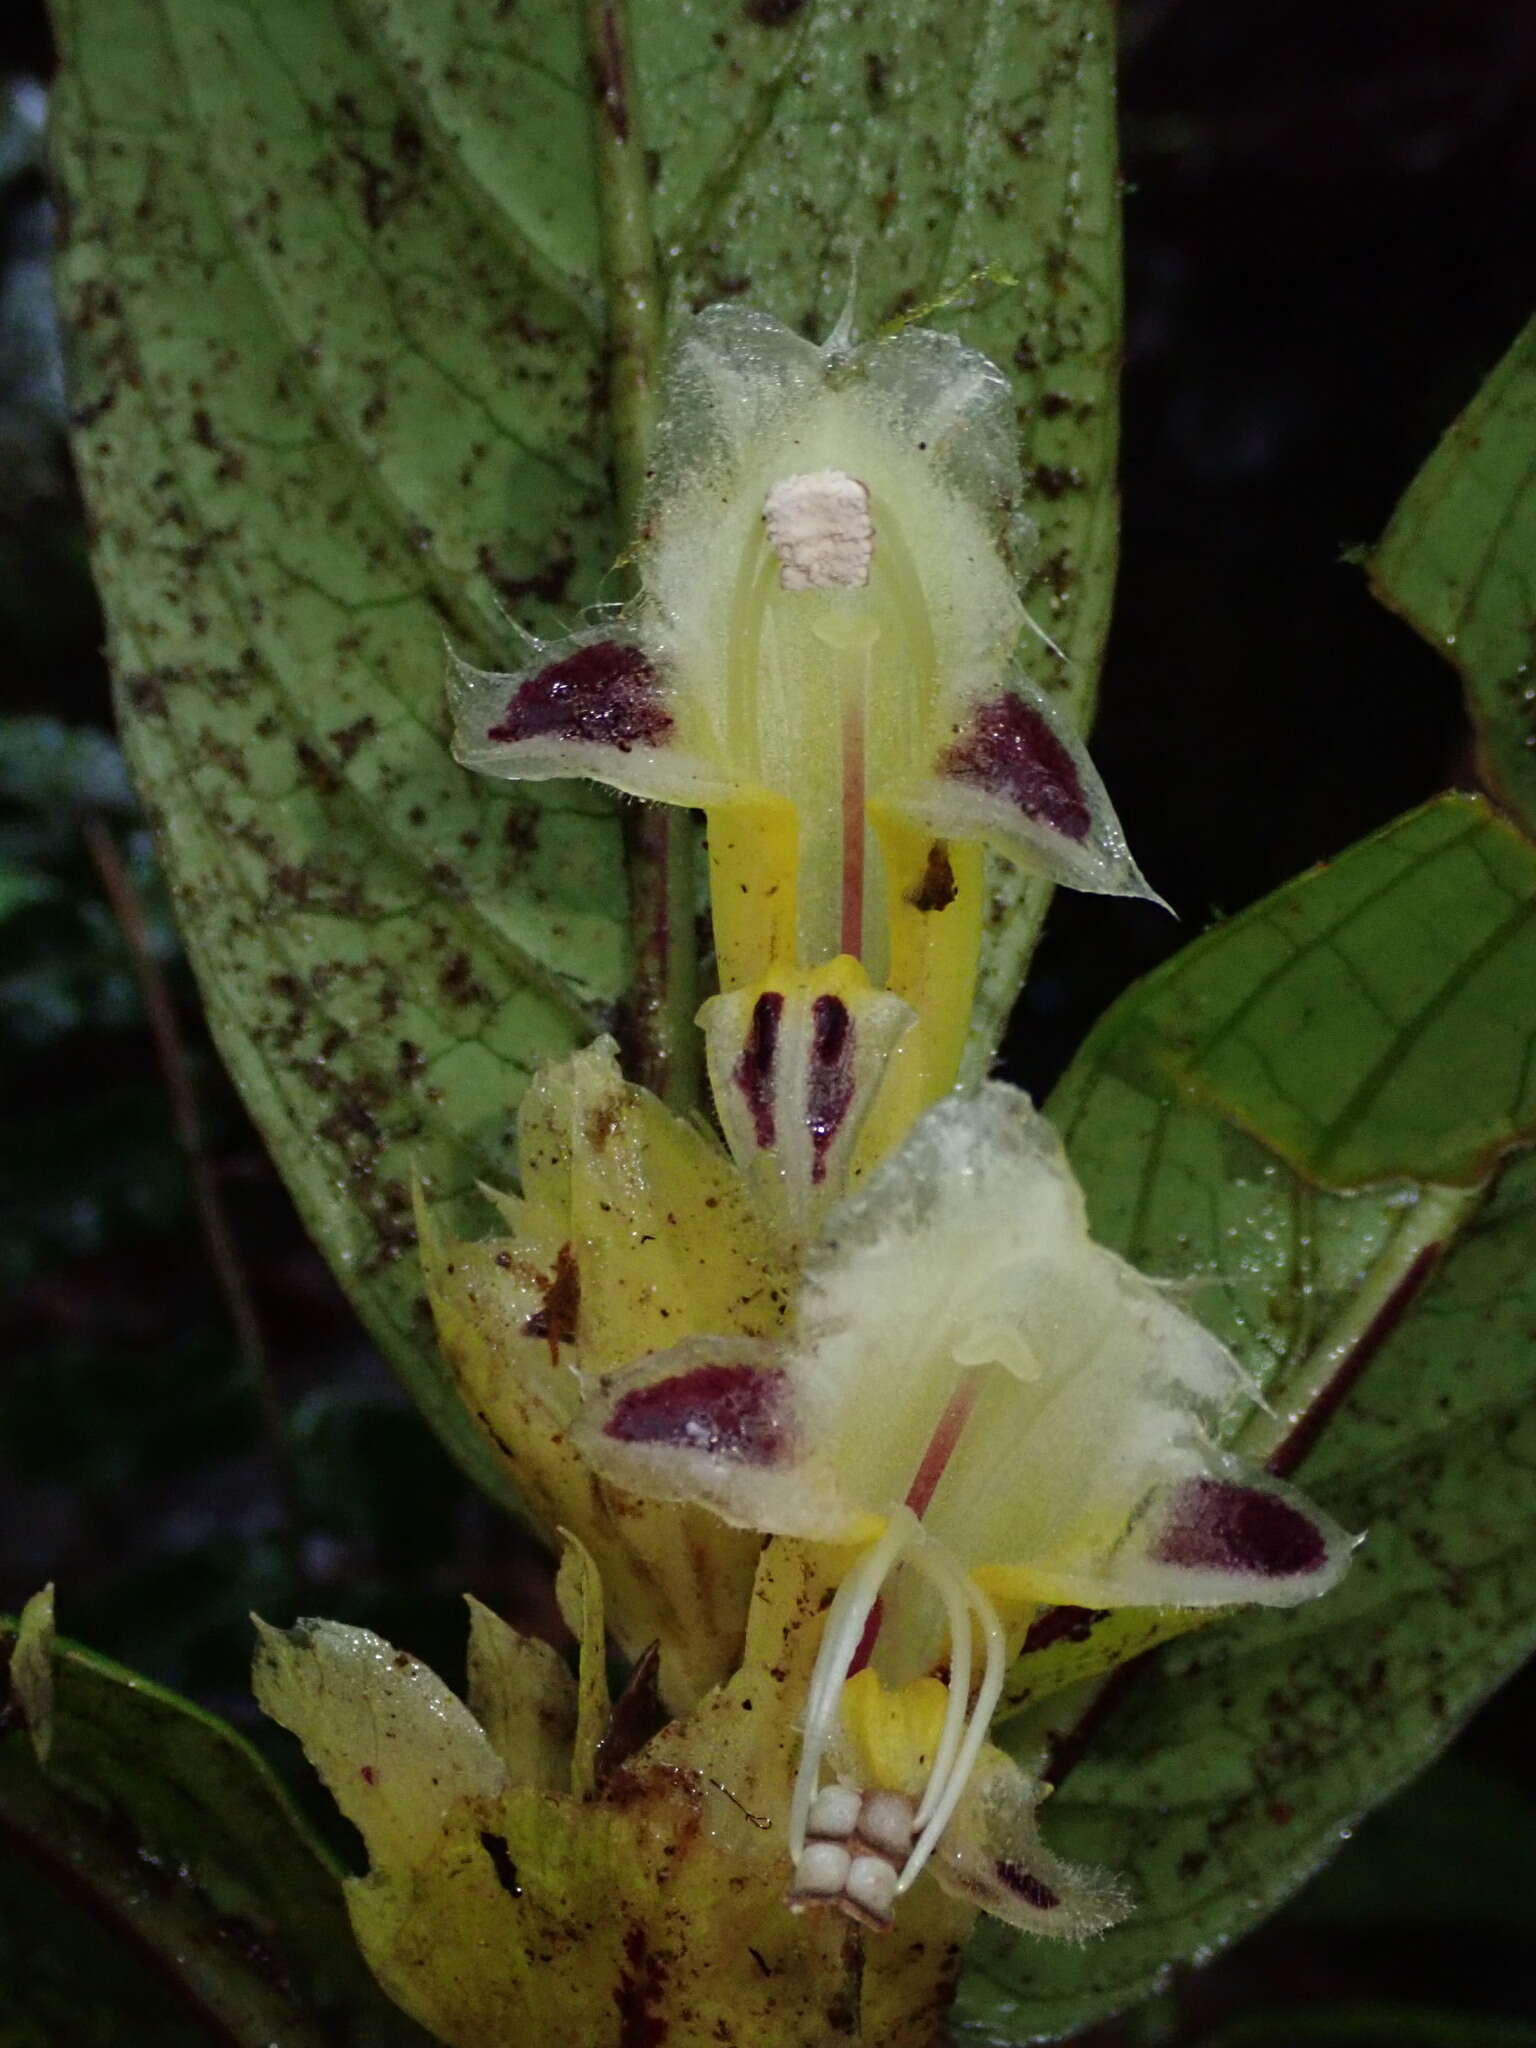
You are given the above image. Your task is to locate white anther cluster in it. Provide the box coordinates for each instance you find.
[788,1784,916,1930]
[786,1507,1007,1922]
[763,469,875,591]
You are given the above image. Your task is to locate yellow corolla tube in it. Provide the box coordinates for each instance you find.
[449,302,1154,1156]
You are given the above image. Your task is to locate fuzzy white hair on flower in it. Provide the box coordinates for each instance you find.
[447,302,1157,1142]
[576,1083,1354,1932]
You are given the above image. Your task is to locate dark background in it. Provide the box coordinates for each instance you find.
[1,3,1532,2043]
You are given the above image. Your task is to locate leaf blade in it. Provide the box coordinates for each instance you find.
[1370,320,1536,833]
[0,1617,432,2046]
[49,0,626,1499]
[50,0,1125,1493]
[958,797,1536,2038]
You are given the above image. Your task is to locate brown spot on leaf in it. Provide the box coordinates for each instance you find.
[438,950,490,1006]
[1031,462,1084,499]
[476,543,577,610]
[585,1099,622,1152]
[339,137,417,232]
[292,738,341,796]
[615,1925,667,2048]
[479,1830,523,1897]
[329,714,378,762]
[1020,1605,1106,1654]
[390,112,425,167]
[125,672,168,717]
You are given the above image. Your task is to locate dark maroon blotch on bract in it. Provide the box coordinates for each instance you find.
[1151,1476,1327,1578]
[805,994,856,1184]
[940,694,1092,841]
[734,990,783,1149]
[604,1362,792,1466]
[485,639,672,753]
[995,1861,1060,1911]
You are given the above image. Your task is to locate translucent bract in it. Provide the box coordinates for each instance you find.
[451,304,1153,1136]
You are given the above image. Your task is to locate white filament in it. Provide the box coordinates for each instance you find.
[898,1566,1006,1893]
[788,1507,916,1862]
[909,1531,971,1832]
[789,1504,1009,1898]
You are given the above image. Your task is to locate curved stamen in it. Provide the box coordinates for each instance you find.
[897,1563,1006,1893]
[909,1531,971,1832]
[789,1507,917,1862]
[789,1500,1011,1909]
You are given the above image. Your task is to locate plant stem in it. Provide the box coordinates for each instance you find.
[583,0,701,1113]
[1233,1180,1483,1474]
[81,814,298,1532]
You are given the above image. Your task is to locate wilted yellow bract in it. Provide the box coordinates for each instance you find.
[255,1541,972,2048]
[415,1036,788,1711]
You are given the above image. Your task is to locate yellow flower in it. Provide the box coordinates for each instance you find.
[414,961,919,1709]
[450,304,1154,1133]
[579,1084,1352,1929]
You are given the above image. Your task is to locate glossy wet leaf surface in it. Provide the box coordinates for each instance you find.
[1371,320,1536,835]
[956,795,1536,2039]
[0,1615,432,2046]
[48,0,1122,1496]
[1053,794,1536,1190]
[47,5,1536,2044]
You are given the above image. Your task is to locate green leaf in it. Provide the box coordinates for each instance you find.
[12,1584,55,1765]
[48,0,1121,1494]
[956,794,1536,2040]
[1370,321,1536,834]
[1053,793,1536,1192]
[0,1613,433,2046]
